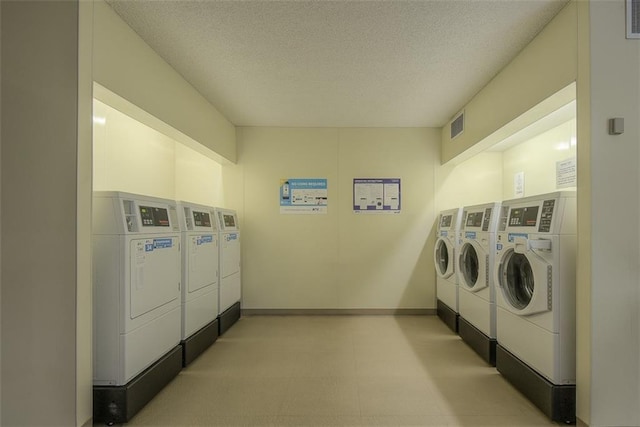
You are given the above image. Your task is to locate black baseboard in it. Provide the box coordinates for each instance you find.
[181,319,219,367]
[219,301,241,335]
[436,299,458,333]
[496,344,575,424]
[458,317,496,366]
[93,345,183,425]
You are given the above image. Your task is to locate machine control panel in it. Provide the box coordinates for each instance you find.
[140,206,170,227]
[440,214,452,228]
[193,211,211,227]
[220,213,236,229]
[498,206,509,231]
[465,211,484,228]
[508,206,539,227]
[481,208,493,231]
[538,199,555,233]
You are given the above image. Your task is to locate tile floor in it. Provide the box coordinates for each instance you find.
[126,315,561,426]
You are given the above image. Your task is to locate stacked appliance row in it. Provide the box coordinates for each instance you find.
[92,191,241,424]
[435,191,576,424]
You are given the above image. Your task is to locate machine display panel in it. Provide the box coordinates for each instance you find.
[193,211,211,227]
[466,212,484,228]
[223,214,236,228]
[508,206,539,227]
[481,208,493,231]
[440,214,452,228]
[140,206,170,227]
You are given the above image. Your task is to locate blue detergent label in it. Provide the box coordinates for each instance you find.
[465,231,477,239]
[153,238,173,249]
[508,233,529,242]
[226,233,238,242]
[198,235,214,245]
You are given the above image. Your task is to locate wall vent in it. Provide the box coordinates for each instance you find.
[450,111,464,140]
[627,0,640,38]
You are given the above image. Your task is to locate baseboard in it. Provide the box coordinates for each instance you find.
[576,417,588,427]
[241,308,435,316]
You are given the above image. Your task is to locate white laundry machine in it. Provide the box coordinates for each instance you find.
[92,191,183,424]
[494,191,576,424]
[177,201,220,366]
[434,207,463,333]
[215,208,241,335]
[457,202,500,365]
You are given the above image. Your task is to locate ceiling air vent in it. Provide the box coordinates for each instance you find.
[450,111,464,140]
[627,0,640,38]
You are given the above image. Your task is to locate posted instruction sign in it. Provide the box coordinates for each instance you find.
[280,178,328,214]
[353,178,401,214]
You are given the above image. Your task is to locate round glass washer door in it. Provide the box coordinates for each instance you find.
[459,242,479,288]
[434,238,452,278]
[499,249,534,310]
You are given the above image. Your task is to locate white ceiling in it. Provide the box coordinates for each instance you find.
[106,0,569,128]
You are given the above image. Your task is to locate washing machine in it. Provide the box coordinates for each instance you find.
[92,191,183,424]
[494,191,576,424]
[177,201,220,366]
[434,207,463,332]
[215,208,241,335]
[457,202,500,365]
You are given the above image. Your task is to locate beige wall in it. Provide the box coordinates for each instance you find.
[435,117,576,212]
[77,1,93,425]
[93,99,225,207]
[435,153,503,211]
[238,127,439,310]
[92,0,236,163]
[501,119,577,199]
[441,2,577,163]
[1,1,92,425]
[577,1,640,425]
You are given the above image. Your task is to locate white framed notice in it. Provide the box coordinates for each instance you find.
[353,178,401,214]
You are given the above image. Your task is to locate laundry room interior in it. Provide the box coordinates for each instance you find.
[93,86,577,312]
[3,1,640,426]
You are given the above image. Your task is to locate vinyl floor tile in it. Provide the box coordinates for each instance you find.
[122,315,564,426]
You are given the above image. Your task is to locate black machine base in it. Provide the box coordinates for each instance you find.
[219,301,241,336]
[181,318,219,367]
[496,344,575,424]
[436,299,458,333]
[93,345,183,425]
[458,317,496,366]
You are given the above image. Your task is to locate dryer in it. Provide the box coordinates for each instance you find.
[434,207,463,332]
[92,191,183,424]
[177,201,220,366]
[494,191,576,424]
[215,208,241,335]
[457,202,500,365]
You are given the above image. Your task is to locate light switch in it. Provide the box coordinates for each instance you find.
[609,118,624,135]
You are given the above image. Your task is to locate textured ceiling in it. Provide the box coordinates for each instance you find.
[106,0,569,128]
